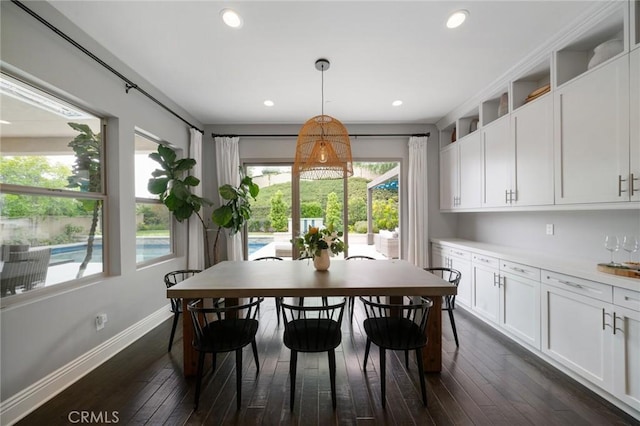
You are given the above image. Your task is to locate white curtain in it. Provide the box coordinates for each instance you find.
[214,136,243,261]
[187,128,204,270]
[407,135,429,267]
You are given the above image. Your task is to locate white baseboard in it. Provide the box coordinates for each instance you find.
[0,305,173,426]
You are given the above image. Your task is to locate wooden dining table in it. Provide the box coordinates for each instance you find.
[167,259,457,377]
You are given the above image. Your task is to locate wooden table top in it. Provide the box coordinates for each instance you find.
[167,259,457,299]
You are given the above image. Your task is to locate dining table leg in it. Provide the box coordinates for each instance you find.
[389,295,442,373]
[181,298,197,377]
[423,296,442,372]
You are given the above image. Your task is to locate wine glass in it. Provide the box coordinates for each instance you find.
[622,235,639,262]
[604,235,619,265]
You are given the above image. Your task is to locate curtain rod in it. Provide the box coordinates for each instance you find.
[11,0,204,135]
[212,132,430,138]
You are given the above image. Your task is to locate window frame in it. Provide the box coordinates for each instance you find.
[0,74,107,306]
[134,131,175,267]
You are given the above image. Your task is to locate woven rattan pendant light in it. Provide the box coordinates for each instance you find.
[294,59,353,180]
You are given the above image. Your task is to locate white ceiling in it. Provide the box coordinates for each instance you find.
[37,1,600,127]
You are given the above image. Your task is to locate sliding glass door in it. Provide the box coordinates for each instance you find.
[244,161,399,260]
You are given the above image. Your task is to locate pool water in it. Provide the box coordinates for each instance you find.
[50,239,269,264]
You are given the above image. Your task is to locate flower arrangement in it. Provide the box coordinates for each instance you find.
[293,223,345,258]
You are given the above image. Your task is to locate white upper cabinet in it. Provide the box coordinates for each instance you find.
[458,132,482,209]
[554,55,630,204]
[437,1,638,212]
[482,116,512,207]
[439,130,482,210]
[630,47,640,201]
[439,144,458,210]
[511,95,554,206]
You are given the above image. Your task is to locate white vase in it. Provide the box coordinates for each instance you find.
[313,249,331,271]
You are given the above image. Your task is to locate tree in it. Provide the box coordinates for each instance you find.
[372,198,398,230]
[300,201,323,218]
[67,123,102,279]
[347,197,367,225]
[325,192,342,231]
[269,190,288,231]
[0,157,82,218]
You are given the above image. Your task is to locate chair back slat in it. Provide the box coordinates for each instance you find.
[280,298,346,352]
[164,269,201,312]
[424,267,461,310]
[187,297,264,350]
[359,295,433,350]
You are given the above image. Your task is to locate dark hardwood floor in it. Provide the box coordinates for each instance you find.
[18,298,638,425]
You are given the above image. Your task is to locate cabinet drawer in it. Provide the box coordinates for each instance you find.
[472,253,500,268]
[541,270,612,303]
[448,247,471,261]
[614,287,640,312]
[501,260,540,281]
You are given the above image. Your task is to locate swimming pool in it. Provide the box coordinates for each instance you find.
[49,238,269,263]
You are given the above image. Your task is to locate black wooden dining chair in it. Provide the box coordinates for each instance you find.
[253,256,284,324]
[345,255,375,323]
[424,267,462,347]
[280,297,346,410]
[164,270,202,352]
[187,297,264,410]
[359,295,433,407]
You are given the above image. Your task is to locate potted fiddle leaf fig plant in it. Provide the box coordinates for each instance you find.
[147,144,213,265]
[147,145,259,266]
[211,171,260,264]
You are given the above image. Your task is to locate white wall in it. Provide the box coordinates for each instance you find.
[456,209,640,263]
[0,2,199,399]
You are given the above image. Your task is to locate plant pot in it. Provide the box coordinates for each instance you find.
[313,249,331,271]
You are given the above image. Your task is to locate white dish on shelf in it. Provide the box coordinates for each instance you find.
[587,39,623,69]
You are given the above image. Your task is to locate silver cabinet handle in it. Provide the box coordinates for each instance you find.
[614,313,624,335]
[625,295,640,303]
[547,275,583,289]
[505,190,509,204]
[631,173,638,196]
[602,309,613,330]
[477,258,490,263]
[511,266,527,274]
[618,175,628,196]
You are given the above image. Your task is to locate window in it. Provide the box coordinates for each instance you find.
[0,73,105,300]
[135,132,172,265]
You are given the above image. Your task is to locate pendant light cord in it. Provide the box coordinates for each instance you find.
[321,63,325,117]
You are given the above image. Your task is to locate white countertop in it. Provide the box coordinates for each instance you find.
[431,238,640,292]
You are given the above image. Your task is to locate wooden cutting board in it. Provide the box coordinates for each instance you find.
[597,264,640,279]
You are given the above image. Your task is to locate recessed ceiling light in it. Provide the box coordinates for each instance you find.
[392,100,403,107]
[263,100,274,107]
[446,10,468,29]
[0,120,11,125]
[220,8,243,28]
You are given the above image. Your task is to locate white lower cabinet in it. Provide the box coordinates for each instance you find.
[612,288,640,411]
[471,254,500,323]
[541,272,615,394]
[448,249,472,308]
[433,240,640,419]
[431,245,472,308]
[471,255,541,349]
[500,268,541,350]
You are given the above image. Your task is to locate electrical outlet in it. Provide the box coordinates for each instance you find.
[95,313,108,331]
[546,224,554,235]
